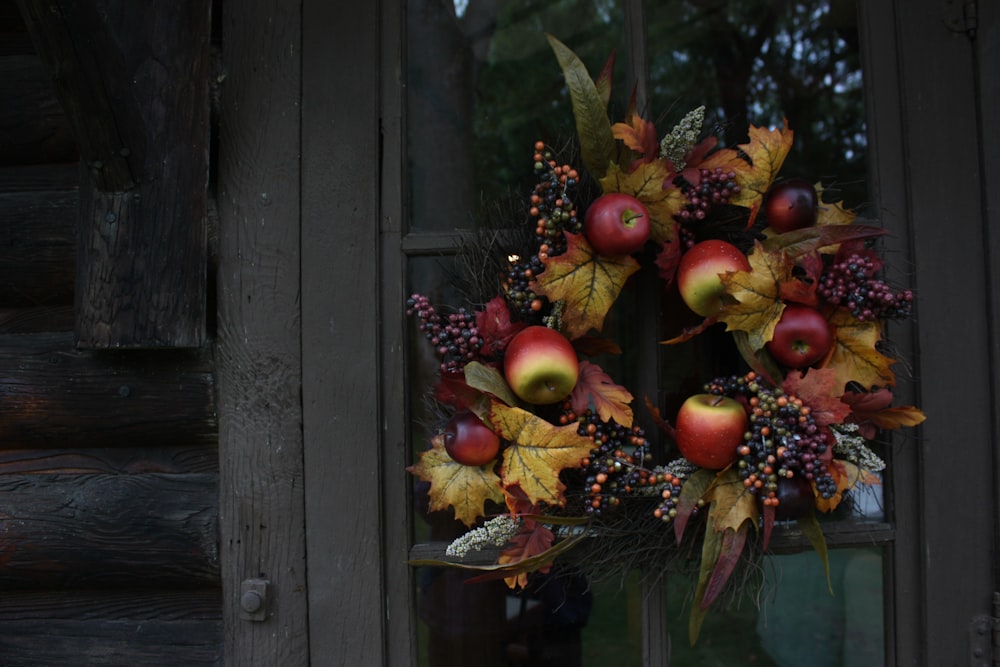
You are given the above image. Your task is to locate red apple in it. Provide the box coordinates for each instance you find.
[503,325,579,404]
[443,411,501,466]
[772,475,816,520]
[764,178,818,233]
[765,304,835,368]
[584,193,651,256]
[676,239,750,317]
[674,394,749,469]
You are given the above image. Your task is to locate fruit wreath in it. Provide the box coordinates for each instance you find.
[406,35,925,642]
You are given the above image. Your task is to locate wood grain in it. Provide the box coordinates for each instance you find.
[216,0,309,662]
[0,333,216,449]
[18,0,210,348]
[0,473,218,589]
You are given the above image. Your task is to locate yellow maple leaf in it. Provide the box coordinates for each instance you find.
[826,308,897,390]
[407,434,505,527]
[815,189,857,228]
[488,402,595,507]
[717,241,792,351]
[706,468,758,533]
[598,161,685,245]
[535,233,640,339]
[699,121,794,226]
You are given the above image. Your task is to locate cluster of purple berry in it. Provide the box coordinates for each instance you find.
[819,251,914,321]
[678,167,740,222]
[405,293,481,374]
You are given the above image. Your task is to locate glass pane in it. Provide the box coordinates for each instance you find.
[406,0,627,232]
[646,0,868,206]
[666,548,884,666]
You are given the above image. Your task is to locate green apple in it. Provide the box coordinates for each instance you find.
[503,325,579,404]
[676,239,750,317]
[674,393,749,469]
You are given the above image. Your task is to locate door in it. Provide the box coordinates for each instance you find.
[287,0,999,664]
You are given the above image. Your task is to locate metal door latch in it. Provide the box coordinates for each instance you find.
[240,578,270,622]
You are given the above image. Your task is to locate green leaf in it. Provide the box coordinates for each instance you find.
[546,34,615,180]
[796,512,833,594]
[731,330,783,387]
[674,467,715,544]
[689,514,723,646]
[464,361,520,407]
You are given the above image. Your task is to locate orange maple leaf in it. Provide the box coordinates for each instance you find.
[570,360,634,427]
[717,241,792,351]
[407,434,505,527]
[612,108,659,168]
[598,161,685,245]
[699,121,794,227]
[496,521,555,589]
[826,309,897,390]
[781,368,852,427]
[535,232,640,339]
[488,402,595,507]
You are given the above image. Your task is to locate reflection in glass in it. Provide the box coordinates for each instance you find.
[667,548,884,666]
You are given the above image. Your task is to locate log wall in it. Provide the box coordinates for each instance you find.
[0,4,221,665]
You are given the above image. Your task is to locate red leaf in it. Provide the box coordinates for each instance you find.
[761,503,775,552]
[493,519,555,589]
[476,296,527,358]
[842,387,926,438]
[654,238,683,286]
[701,524,749,610]
[433,374,482,411]
[573,335,623,357]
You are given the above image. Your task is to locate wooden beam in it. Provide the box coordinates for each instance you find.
[0,473,218,589]
[0,591,221,666]
[0,333,216,449]
[216,0,309,663]
[16,0,210,348]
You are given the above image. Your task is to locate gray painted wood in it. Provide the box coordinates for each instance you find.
[216,0,309,662]
[300,0,389,663]
[866,0,996,663]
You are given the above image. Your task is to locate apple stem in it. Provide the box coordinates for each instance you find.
[711,395,725,407]
[624,211,645,223]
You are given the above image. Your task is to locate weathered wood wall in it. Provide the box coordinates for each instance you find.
[0,4,221,665]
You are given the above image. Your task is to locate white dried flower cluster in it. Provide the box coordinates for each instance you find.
[659,105,706,170]
[662,458,699,478]
[831,423,885,472]
[445,514,521,558]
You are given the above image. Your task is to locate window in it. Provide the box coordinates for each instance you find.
[393,1,912,664]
